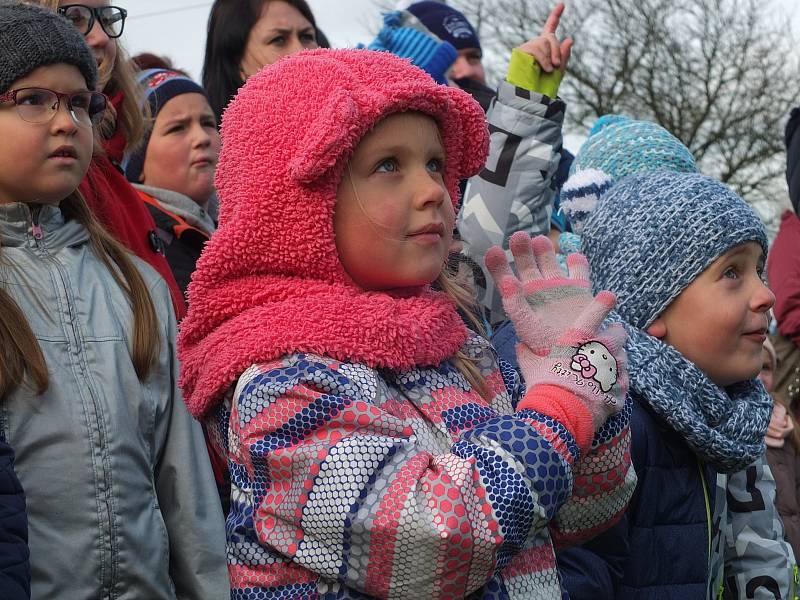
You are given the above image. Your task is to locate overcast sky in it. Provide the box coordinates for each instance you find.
[117,0,800,82]
[117,0,799,153]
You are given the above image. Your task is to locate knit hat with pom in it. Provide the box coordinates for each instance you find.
[561,115,698,234]
[570,115,697,180]
[177,48,489,417]
[581,170,768,330]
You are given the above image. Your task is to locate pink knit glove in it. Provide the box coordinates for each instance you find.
[485,233,628,450]
[486,232,596,354]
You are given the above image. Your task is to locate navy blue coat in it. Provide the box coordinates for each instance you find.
[557,399,717,599]
[493,320,717,599]
[0,438,29,599]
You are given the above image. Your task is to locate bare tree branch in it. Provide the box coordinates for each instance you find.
[453,0,799,230]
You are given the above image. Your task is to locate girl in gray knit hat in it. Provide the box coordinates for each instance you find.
[0,3,228,598]
[555,169,796,599]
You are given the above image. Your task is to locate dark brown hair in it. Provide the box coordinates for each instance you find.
[202,0,317,123]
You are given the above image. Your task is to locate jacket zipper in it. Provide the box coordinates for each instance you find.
[698,460,719,599]
[30,210,117,597]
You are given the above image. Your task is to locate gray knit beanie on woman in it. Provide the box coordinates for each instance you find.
[581,170,768,330]
[0,1,97,94]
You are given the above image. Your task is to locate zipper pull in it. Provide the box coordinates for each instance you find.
[30,205,43,241]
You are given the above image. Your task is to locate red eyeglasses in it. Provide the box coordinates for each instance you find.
[0,87,108,127]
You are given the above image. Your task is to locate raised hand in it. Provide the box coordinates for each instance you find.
[485,232,628,430]
[485,232,596,355]
[516,3,573,73]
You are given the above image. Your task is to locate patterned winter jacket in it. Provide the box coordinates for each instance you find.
[458,81,564,326]
[205,333,635,599]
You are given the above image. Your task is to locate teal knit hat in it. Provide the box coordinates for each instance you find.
[569,115,697,179]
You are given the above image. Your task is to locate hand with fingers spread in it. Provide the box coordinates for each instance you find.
[485,232,595,353]
[485,232,628,451]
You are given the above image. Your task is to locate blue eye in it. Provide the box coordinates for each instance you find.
[723,267,739,279]
[375,159,397,173]
[427,158,444,173]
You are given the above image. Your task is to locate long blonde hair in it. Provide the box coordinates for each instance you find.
[436,263,490,400]
[0,192,160,401]
[34,0,147,151]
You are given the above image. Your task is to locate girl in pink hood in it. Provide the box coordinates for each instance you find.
[178,46,634,599]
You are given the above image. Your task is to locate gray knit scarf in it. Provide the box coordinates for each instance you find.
[616,314,771,473]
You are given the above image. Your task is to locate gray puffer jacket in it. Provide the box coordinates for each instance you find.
[0,203,228,599]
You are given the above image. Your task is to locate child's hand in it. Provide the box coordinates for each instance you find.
[486,232,594,355]
[516,3,573,73]
[485,233,628,431]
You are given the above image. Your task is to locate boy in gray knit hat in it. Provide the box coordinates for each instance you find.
[556,170,796,599]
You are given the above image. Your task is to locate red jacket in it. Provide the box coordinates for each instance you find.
[769,210,800,344]
[78,96,186,320]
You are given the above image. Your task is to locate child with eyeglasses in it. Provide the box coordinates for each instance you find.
[24,0,190,320]
[0,4,228,598]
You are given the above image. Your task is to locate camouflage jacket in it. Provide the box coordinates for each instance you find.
[457,80,565,326]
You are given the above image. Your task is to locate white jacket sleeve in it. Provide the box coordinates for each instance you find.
[457,80,565,325]
[723,456,797,599]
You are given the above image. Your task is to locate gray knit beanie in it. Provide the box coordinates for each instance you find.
[0,2,97,94]
[581,170,768,330]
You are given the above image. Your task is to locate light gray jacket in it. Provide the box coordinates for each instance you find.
[0,203,228,599]
[457,81,564,326]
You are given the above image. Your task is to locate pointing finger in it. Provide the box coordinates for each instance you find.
[543,3,565,35]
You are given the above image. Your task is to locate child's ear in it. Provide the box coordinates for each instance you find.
[647,318,667,338]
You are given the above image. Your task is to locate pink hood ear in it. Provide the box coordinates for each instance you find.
[203,48,488,290]
[289,89,363,184]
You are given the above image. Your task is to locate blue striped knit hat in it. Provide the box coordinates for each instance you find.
[570,115,697,178]
[367,11,457,85]
[581,171,768,330]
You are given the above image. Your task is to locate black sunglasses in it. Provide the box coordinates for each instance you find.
[58,4,127,39]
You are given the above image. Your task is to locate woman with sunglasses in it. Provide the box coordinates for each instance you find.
[0,4,228,599]
[32,0,188,319]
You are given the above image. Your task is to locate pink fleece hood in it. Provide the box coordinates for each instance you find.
[177,49,489,418]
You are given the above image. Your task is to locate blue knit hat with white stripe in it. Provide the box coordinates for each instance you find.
[559,168,614,234]
[560,115,698,234]
[580,170,768,330]
[366,11,457,84]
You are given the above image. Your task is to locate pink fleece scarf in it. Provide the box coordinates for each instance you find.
[177,49,489,418]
